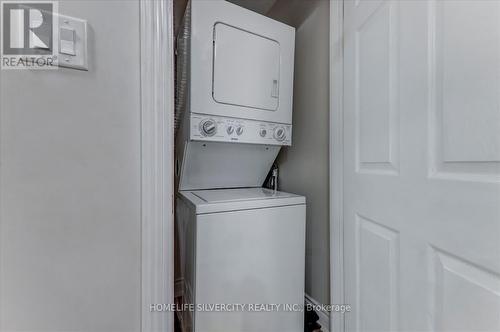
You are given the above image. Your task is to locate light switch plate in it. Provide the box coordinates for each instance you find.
[57,14,88,71]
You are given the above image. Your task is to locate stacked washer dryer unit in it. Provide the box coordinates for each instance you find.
[175,1,305,331]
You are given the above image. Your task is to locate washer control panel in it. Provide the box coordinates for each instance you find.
[190,114,292,146]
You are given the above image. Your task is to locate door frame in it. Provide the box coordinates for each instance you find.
[139,0,347,331]
[140,0,175,331]
[330,1,345,332]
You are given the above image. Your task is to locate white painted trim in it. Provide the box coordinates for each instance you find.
[140,0,175,331]
[330,1,345,332]
[305,294,330,332]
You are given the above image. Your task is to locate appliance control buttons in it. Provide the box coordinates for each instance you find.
[236,126,244,136]
[259,128,267,137]
[274,126,286,141]
[226,125,235,135]
[200,119,217,137]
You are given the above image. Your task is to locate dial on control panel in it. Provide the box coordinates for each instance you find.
[259,128,267,137]
[273,126,286,141]
[200,119,217,137]
[236,126,244,136]
[226,125,235,135]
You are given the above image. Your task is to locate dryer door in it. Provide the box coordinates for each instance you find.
[213,23,280,112]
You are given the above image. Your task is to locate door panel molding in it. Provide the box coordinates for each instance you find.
[354,0,400,176]
[428,246,500,331]
[427,0,500,183]
[355,214,400,332]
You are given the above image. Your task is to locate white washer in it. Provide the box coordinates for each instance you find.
[176,187,306,332]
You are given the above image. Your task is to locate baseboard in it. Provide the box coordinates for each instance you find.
[305,293,330,332]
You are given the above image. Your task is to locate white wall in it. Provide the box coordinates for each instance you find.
[0,1,141,331]
[276,0,330,305]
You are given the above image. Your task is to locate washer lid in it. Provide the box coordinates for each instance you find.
[179,188,305,214]
[193,187,293,203]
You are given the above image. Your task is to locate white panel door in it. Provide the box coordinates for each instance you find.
[343,1,500,331]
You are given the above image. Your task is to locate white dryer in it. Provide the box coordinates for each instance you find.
[175,0,296,190]
[176,188,306,332]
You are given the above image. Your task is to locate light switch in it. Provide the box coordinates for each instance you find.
[60,27,76,55]
[57,14,88,71]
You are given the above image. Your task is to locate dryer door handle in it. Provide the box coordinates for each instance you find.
[271,79,279,98]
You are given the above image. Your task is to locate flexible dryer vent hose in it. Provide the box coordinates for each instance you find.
[174,1,191,134]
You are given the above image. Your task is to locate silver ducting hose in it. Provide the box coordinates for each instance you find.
[175,1,191,134]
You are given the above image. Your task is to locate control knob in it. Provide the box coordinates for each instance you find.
[259,128,267,137]
[273,126,286,141]
[226,125,235,135]
[236,126,244,136]
[200,119,217,137]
